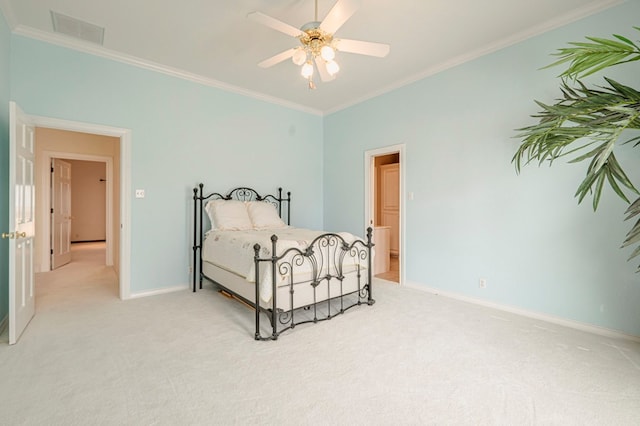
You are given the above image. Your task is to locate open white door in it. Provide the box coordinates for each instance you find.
[4,102,36,344]
[51,159,72,269]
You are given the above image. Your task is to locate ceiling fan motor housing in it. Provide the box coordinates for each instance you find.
[299,22,335,57]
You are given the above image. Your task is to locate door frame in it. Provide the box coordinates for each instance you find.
[364,143,406,285]
[43,153,113,268]
[30,114,132,300]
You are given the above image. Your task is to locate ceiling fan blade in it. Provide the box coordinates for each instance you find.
[247,11,303,38]
[320,0,361,34]
[314,57,336,82]
[258,48,297,68]
[335,38,390,57]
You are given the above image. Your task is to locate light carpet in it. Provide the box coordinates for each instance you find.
[0,243,639,425]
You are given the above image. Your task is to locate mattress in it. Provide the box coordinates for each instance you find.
[202,227,368,303]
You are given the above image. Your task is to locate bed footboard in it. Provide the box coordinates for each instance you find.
[253,228,374,341]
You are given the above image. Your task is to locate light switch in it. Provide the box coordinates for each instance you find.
[135,189,145,199]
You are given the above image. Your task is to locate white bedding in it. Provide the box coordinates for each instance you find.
[202,227,368,303]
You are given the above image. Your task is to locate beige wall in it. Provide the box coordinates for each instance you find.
[68,160,106,242]
[35,128,120,274]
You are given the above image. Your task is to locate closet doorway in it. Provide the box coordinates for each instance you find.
[364,144,405,284]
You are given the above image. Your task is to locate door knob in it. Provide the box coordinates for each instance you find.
[16,232,26,238]
[2,232,15,239]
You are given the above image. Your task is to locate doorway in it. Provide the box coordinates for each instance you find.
[29,116,132,300]
[6,109,132,344]
[364,144,405,285]
[50,158,108,270]
[37,134,119,305]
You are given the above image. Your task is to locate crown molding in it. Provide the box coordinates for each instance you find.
[5,0,625,117]
[325,0,625,115]
[12,24,323,116]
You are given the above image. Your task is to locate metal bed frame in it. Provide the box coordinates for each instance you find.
[192,183,374,340]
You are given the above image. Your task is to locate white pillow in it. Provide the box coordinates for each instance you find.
[204,200,217,228]
[206,200,253,231]
[246,201,287,229]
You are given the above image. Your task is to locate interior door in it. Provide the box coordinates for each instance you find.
[4,102,36,345]
[380,163,399,256]
[51,158,72,269]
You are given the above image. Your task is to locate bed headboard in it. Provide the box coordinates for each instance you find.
[194,184,291,225]
[191,183,291,292]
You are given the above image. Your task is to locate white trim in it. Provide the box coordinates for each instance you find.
[364,144,406,286]
[404,280,640,343]
[128,284,189,300]
[12,25,323,117]
[29,115,130,137]
[30,115,132,301]
[119,132,132,300]
[5,1,623,117]
[0,313,7,336]
[41,152,114,267]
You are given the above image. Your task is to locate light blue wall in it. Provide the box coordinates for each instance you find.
[324,1,640,336]
[10,36,323,293]
[0,10,10,322]
[5,2,639,336]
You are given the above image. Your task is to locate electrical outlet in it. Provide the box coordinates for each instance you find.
[135,189,145,199]
[479,278,487,289]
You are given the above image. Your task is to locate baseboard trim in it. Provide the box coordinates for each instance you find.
[0,314,7,335]
[128,284,189,299]
[404,281,640,342]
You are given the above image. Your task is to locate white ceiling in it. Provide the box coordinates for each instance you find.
[1,0,623,114]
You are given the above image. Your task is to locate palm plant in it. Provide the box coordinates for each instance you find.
[513,27,640,271]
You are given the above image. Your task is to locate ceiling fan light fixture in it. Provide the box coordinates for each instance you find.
[320,45,335,61]
[249,0,390,89]
[301,61,314,79]
[326,59,340,76]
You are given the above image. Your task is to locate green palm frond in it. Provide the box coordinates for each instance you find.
[544,27,640,78]
[514,26,640,272]
[623,197,640,272]
[514,77,640,210]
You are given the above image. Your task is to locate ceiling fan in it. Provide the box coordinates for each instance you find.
[248,0,390,89]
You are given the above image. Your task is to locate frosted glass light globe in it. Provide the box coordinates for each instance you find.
[301,62,314,78]
[320,45,335,61]
[326,60,340,76]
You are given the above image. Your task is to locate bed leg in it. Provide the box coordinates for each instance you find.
[271,235,279,340]
[192,187,198,292]
[254,243,262,340]
[198,184,204,290]
[192,247,197,292]
[366,226,375,305]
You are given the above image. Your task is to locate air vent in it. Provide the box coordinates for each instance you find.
[51,11,104,45]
